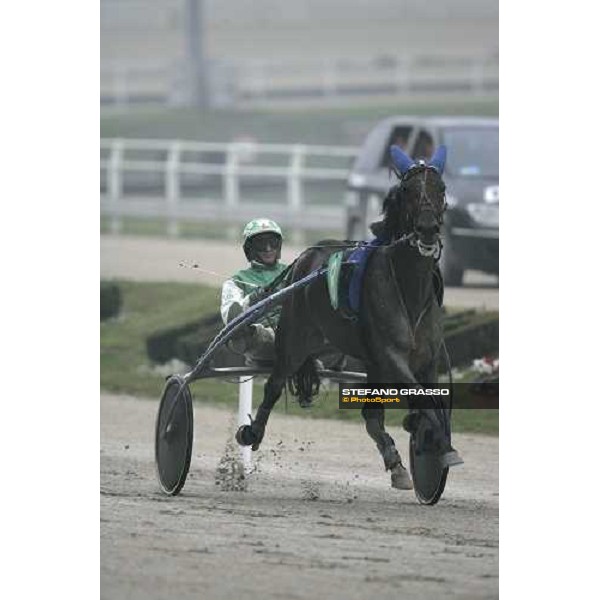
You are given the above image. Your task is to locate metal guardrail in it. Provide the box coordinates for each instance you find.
[100,53,498,108]
[100,138,358,237]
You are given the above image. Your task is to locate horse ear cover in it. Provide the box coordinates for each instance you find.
[390,145,415,175]
[429,145,447,174]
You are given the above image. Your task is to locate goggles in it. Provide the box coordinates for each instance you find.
[252,233,282,252]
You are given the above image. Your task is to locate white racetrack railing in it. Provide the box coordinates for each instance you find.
[100,138,359,237]
[100,54,498,108]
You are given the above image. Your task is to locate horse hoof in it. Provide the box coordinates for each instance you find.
[390,464,413,490]
[298,397,313,409]
[439,448,464,468]
[235,425,255,447]
[236,424,264,451]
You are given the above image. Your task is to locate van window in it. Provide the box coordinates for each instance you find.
[413,130,434,161]
[440,127,499,178]
[380,126,413,168]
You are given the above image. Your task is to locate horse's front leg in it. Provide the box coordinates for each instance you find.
[361,361,415,490]
[404,360,441,436]
[411,359,463,465]
[235,369,286,451]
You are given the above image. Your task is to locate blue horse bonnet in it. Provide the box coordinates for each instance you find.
[390,144,447,175]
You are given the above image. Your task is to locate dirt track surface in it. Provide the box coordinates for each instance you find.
[101,394,498,600]
[100,235,499,310]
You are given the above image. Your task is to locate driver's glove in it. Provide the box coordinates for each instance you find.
[248,286,270,306]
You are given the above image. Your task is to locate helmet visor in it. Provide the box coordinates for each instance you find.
[251,233,282,252]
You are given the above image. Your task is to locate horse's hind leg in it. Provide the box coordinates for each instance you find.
[236,326,317,450]
[235,366,287,451]
[237,255,325,450]
[362,405,413,490]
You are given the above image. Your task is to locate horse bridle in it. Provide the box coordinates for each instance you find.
[395,163,447,258]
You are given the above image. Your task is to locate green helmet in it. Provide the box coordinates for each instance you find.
[242,219,283,262]
[242,218,283,243]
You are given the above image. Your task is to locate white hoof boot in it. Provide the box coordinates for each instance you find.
[390,464,413,490]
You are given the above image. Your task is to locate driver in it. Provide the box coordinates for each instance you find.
[221,219,288,365]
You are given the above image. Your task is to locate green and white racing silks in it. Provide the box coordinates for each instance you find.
[220,260,288,325]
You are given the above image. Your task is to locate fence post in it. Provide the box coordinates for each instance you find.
[224,143,240,238]
[254,60,267,99]
[396,57,409,94]
[165,141,182,237]
[108,139,124,234]
[288,145,306,245]
[114,65,129,109]
[322,59,337,97]
[288,145,306,212]
[238,377,253,472]
[224,143,240,208]
[471,57,485,95]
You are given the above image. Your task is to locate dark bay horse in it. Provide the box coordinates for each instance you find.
[237,145,460,490]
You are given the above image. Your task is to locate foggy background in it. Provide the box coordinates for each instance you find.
[101,0,498,109]
[100,0,498,243]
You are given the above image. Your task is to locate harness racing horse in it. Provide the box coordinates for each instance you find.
[236,144,462,497]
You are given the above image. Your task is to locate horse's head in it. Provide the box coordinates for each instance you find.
[374,145,448,258]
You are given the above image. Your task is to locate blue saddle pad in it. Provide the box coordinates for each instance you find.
[347,237,386,313]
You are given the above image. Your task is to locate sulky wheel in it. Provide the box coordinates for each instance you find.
[155,375,194,496]
[408,409,451,506]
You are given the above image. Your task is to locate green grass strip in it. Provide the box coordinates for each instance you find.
[101,279,497,434]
